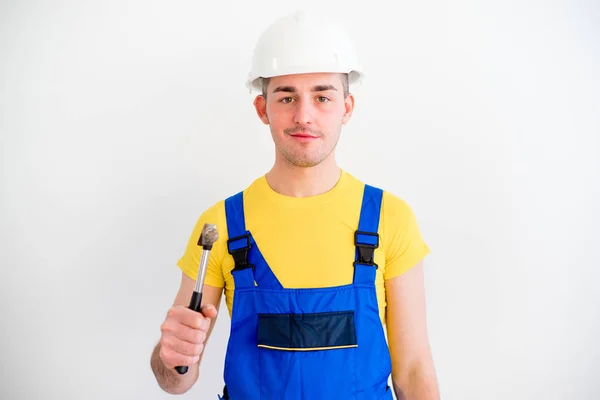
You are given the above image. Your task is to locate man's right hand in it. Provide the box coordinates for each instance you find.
[158,303,219,370]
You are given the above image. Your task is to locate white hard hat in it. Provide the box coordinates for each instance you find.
[246,10,363,91]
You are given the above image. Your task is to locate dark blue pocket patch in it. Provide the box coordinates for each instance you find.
[257,310,357,351]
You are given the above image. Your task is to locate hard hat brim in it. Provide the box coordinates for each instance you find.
[246,69,363,92]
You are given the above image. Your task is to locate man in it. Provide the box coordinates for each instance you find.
[150,10,440,400]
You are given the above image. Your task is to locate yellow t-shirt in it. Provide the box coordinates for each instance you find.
[177,170,429,325]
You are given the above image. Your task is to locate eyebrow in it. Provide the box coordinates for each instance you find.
[272,84,338,93]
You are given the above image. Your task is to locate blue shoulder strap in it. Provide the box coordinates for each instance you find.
[353,184,383,285]
[224,191,283,289]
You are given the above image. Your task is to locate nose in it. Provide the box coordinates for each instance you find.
[293,97,314,125]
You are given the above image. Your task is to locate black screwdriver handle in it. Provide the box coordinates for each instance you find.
[175,291,203,374]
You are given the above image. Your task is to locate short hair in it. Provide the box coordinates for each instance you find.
[261,73,350,98]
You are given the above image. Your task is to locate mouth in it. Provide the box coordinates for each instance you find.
[289,133,319,142]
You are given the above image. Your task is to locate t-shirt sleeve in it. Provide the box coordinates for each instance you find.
[381,191,430,280]
[176,200,227,289]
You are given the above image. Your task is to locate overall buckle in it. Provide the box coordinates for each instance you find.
[227,233,254,271]
[354,230,379,269]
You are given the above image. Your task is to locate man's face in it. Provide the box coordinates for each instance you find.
[254,72,355,168]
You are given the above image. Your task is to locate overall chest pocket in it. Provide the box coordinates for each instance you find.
[257,310,357,351]
[257,310,358,400]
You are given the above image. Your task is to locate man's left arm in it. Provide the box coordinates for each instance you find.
[385,260,440,400]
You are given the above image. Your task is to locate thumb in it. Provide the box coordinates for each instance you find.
[201,304,218,318]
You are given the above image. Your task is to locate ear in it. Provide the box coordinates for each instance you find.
[341,93,355,125]
[253,95,269,125]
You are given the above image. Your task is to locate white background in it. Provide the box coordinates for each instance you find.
[1,1,599,399]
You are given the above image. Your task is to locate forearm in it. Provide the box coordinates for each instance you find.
[392,360,440,400]
[150,342,198,394]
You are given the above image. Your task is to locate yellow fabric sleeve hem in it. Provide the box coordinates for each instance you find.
[383,246,430,281]
[381,191,431,281]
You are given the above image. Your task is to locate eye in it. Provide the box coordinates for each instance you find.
[280,97,294,104]
[316,96,329,103]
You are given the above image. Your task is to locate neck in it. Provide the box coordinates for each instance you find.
[265,154,341,198]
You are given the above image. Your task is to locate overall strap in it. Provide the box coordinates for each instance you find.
[224,191,283,289]
[353,184,383,285]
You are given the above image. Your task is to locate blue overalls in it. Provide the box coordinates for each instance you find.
[218,184,393,399]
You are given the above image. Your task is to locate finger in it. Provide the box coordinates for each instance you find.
[171,307,207,329]
[161,315,208,342]
[163,334,205,357]
[202,316,211,331]
[160,345,200,369]
[172,322,207,344]
[201,304,218,318]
